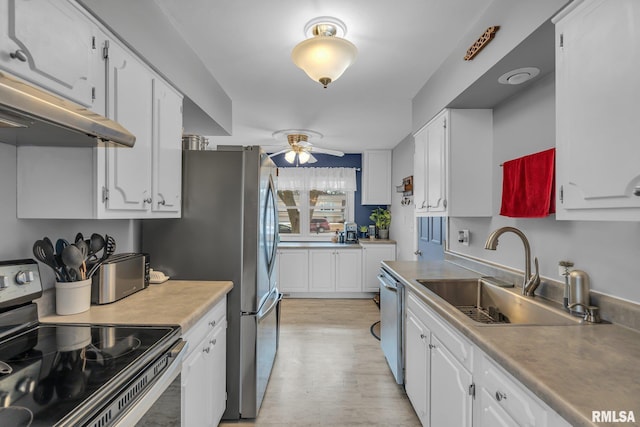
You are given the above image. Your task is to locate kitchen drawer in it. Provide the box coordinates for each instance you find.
[183,298,226,358]
[407,291,473,370]
[477,352,549,427]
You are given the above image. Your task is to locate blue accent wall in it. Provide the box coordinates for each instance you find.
[270,152,388,229]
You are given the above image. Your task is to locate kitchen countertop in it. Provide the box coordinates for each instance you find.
[383,260,640,427]
[279,239,396,249]
[40,280,233,334]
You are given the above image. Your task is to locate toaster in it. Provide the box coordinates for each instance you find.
[91,253,150,304]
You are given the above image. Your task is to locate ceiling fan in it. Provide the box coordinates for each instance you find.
[268,129,344,165]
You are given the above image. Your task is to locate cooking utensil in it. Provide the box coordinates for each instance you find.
[86,234,116,279]
[33,240,65,281]
[61,245,84,281]
[56,238,69,255]
[88,233,105,262]
[75,232,84,244]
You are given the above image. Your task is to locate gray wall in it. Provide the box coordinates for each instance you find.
[0,143,139,290]
[446,74,640,304]
[390,134,416,261]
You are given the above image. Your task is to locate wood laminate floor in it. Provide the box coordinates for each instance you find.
[220,298,421,427]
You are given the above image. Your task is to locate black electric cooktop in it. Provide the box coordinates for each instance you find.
[0,324,176,426]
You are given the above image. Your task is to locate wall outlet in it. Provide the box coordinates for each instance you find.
[458,229,470,246]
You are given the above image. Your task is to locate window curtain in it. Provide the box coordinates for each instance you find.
[278,167,357,191]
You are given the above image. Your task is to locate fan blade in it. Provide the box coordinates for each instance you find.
[307,153,318,163]
[268,148,289,157]
[311,147,345,157]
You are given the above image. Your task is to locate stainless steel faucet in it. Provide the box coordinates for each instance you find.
[484,227,540,296]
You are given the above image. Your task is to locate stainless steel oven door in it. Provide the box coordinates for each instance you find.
[106,339,186,427]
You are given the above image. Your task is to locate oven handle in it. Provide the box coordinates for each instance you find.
[378,272,399,292]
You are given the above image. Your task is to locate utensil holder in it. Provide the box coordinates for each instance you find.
[55,279,91,315]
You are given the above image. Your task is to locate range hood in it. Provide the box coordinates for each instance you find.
[0,71,135,148]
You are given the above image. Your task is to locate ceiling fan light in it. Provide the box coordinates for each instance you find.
[285,150,297,163]
[291,21,357,88]
[298,151,311,164]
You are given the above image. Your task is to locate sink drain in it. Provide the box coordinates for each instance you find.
[456,306,510,324]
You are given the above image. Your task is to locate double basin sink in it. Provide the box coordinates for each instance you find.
[417,277,584,326]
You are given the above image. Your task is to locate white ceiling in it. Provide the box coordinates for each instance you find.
[154,0,494,153]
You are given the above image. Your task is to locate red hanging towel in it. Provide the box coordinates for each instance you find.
[500,148,555,218]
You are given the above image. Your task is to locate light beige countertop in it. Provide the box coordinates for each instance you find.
[40,280,233,334]
[383,260,640,427]
[279,239,396,249]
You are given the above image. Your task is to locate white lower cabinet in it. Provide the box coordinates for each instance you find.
[405,290,472,427]
[182,298,227,426]
[361,243,396,292]
[405,289,570,427]
[277,249,309,293]
[309,249,362,292]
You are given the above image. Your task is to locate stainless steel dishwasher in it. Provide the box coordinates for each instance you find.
[378,267,404,384]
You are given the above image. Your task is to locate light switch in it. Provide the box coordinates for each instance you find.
[458,229,470,246]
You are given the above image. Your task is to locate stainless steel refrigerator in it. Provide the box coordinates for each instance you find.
[142,146,280,420]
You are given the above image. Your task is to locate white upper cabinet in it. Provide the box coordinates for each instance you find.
[152,77,183,213]
[414,109,492,217]
[554,0,640,220]
[0,0,99,107]
[361,150,392,205]
[16,9,183,219]
[104,38,153,213]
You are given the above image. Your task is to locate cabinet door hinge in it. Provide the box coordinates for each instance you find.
[443,117,447,129]
[91,36,96,50]
[468,383,476,398]
[102,40,110,60]
[559,33,564,48]
[560,185,564,204]
[91,87,96,101]
[102,186,109,203]
[443,199,447,209]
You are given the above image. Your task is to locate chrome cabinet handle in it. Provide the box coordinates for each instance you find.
[428,343,436,349]
[10,49,27,62]
[419,334,426,340]
[414,249,422,256]
[634,186,640,196]
[143,197,152,204]
[209,320,216,327]
[157,198,166,206]
[495,391,507,402]
[203,346,210,353]
[210,338,217,345]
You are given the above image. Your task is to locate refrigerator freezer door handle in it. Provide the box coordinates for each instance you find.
[257,293,282,321]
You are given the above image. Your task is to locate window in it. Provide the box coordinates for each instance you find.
[277,168,356,239]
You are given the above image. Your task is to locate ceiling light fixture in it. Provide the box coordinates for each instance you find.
[498,67,540,85]
[291,16,358,88]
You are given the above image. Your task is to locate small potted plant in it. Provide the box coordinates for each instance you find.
[369,208,391,239]
[359,225,369,239]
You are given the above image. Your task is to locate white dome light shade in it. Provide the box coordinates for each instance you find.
[298,151,311,164]
[291,18,357,88]
[284,150,297,163]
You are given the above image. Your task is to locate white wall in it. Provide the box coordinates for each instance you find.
[446,74,640,304]
[390,134,415,261]
[0,143,139,290]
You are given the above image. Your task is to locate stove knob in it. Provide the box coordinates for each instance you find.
[0,391,10,407]
[15,270,34,285]
[16,377,35,394]
[0,276,7,289]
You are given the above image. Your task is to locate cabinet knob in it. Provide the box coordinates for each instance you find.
[203,346,211,353]
[209,320,216,327]
[10,49,27,62]
[428,343,436,349]
[414,249,423,256]
[633,186,640,196]
[495,391,507,402]
[210,338,217,345]
[143,197,152,204]
[419,334,426,340]
[158,198,166,206]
